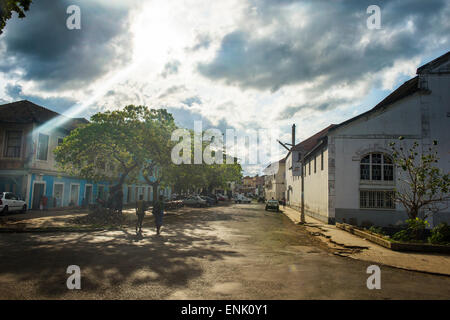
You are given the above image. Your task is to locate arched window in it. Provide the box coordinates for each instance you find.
[360,153,393,181]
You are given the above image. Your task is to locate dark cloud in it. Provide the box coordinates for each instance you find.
[0,0,134,90]
[5,84,77,114]
[186,33,212,52]
[277,99,351,120]
[182,96,202,107]
[198,0,450,92]
[158,85,186,99]
[161,60,181,78]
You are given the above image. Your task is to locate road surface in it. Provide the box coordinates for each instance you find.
[0,203,449,299]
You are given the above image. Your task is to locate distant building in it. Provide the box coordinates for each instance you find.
[283,52,450,227]
[0,100,170,210]
[263,158,286,200]
[241,175,265,196]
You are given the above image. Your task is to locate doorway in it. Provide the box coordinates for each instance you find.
[70,184,79,206]
[85,184,93,204]
[32,182,45,210]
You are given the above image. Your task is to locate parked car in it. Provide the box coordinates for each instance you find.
[234,194,251,204]
[201,196,217,206]
[0,192,27,214]
[216,194,226,201]
[265,199,279,212]
[183,196,207,207]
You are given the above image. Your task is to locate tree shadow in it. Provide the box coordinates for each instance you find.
[0,208,243,298]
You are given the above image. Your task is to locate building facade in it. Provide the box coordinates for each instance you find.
[0,100,170,210]
[264,158,286,200]
[284,52,450,228]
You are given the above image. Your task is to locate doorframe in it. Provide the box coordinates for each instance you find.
[31,180,46,210]
[53,182,65,208]
[84,183,93,204]
[69,183,80,206]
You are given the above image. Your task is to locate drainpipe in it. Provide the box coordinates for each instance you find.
[301,158,305,224]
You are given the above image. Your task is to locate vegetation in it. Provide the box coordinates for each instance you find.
[388,138,449,240]
[389,138,449,221]
[0,0,32,34]
[428,222,450,244]
[55,105,242,212]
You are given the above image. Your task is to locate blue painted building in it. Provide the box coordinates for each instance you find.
[0,100,170,210]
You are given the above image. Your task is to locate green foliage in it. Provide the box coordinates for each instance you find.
[55,105,243,195]
[389,139,449,220]
[0,0,32,34]
[55,105,176,186]
[166,131,242,193]
[391,217,430,242]
[406,217,429,240]
[428,222,450,244]
[368,226,384,235]
[392,230,411,242]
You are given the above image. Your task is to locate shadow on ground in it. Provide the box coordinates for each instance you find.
[0,207,241,298]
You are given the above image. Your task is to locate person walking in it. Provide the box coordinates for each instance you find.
[152,195,165,235]
[135,194,146,235]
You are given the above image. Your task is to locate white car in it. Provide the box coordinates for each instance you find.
[183,195,207,207]
[234,194,251,204]
[0,192,27,214]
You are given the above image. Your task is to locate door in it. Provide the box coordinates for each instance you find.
[70,184,79,206]
[54,184,63,208]
[85,185,93,204]
[32,183,45,210]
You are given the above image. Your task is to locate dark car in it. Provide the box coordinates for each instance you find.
[265,199,279,212]
[201,196,217,206]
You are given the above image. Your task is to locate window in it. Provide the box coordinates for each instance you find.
[37,133,49,160]
[360,190,395,209]
[314,156,317,173]
[4,130,22,158]
[360,153,393,181]
[321,150,324,171]
[308,161,311,175]
[57,138,64,146]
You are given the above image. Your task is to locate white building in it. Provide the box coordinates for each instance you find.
[285,52,450,227]
[264,158,286,200]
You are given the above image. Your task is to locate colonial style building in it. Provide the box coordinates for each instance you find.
[284,51,450,228]
[0,100,170,210]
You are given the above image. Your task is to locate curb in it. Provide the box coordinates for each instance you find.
[344,254,450,278]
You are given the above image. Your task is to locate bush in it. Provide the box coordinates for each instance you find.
[406,217,429,240]
[392,229,411,242]
[428,223,450,244]
[368,226,384,235]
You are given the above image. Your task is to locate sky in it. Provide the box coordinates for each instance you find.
[0,0,449,176]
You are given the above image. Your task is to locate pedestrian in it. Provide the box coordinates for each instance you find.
[40,195,48,211]
[135,194,146,235]
[282,197,286,209]
[152,195,165,235]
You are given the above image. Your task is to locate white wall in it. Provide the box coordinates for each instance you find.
[303,148,329,222]
[329,71,450,227]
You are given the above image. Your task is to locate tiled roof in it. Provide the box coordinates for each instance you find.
[292,124,336,152]
[0,100,88,131]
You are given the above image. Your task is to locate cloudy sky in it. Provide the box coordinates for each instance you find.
[0,0,449,175]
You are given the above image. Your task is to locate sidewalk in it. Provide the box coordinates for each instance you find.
[282,206,450,276]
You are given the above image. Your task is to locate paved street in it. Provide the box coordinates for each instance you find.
[0,203,449,299]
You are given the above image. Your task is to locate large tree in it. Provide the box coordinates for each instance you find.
[55,105,176,209]
[0,0,32,34]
